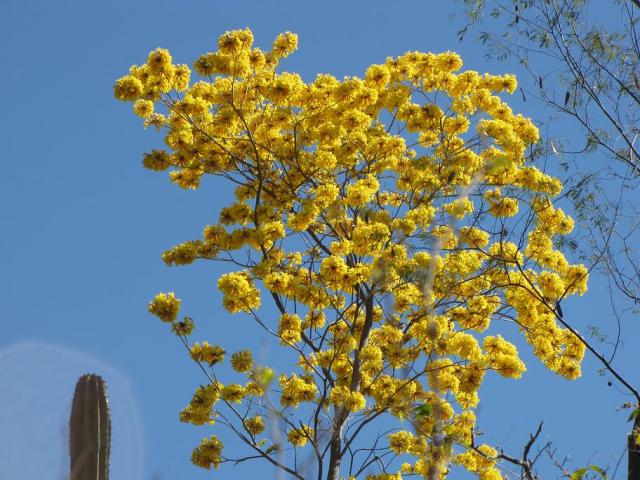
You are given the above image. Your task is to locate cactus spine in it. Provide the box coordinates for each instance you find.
[69,373,111,480]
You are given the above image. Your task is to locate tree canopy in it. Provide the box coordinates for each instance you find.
[115,28,589,480]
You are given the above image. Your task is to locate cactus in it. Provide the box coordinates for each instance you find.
[69,373,111,480]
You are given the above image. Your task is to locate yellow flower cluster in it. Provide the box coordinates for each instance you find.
[388,430,420,455]
[162,240,199,266]
[117,28,590,477]
[190,342,225,366]
[279,374,317,408]
[329,385,367,412]
[485,188,519,217]
[345,175,379,206]
[287,425,314,447]
[230,350,253,372]
[483,336,527,379]
[147,292,180,322]
[217,271,260,313]
[191,435,223,470]
[244,415,265,436]
[454,444,501,480]
[171,316,194,336]
[278,313,302,344]
[180,383,220,426]
[367,473,403,480]
[221,383,245,403]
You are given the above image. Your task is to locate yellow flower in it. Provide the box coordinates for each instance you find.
[388,430,416,454]
[345,175,379,206]
[162,241,199,266]
[191,435,223,469]
[329,385,366,412]
[221,384,245,403]
[148,292,181,322]
[113,75,143,101]
[217,29,250,55]
[146,48,173,74]
[272,31,298,58]
[537,271,565,300]
[459,226,489,247]
[365,64,391,89]
[443,198,474,219]
[278,313,302,344]
[303,310,326,329]
[279,374,317,407]
[320,256,349,290]
[172,64,191,91]
[142,149,171,171]
[133,99,154,118]
[190,342,225,366]
[488,195,519,217]
[180,383,220,425]
[217,271,261,313]
[287,425,314,446]
[244,415,265,435]
[263,271,292,294]
[231,350,253,372]
[351,223,390,255]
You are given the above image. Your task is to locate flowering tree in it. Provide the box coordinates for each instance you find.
[454,2,640,475]
[114,29,588,480]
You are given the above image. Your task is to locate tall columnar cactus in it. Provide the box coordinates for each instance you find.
[69,374,111,480]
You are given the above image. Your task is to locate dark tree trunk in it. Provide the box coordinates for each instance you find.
[630,435,640,480]
[327,408,347,480]
[630,417,640,480]
[326,287,374,480]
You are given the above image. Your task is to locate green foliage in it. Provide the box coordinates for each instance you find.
[415,403,434,418]
[570,465,608,480]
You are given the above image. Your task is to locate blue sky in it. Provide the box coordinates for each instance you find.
[2,0,638,478]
